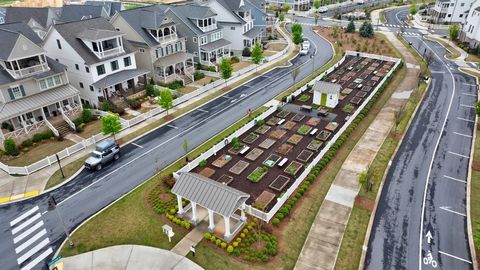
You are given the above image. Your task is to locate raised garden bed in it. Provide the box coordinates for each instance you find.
[247,166,269,182]
[342,103,355,113]
[297,94,310,102]
[282,120,296,130]
[297,149,314,162]
[229,160,250,175]
[287,134,303,145]
[258,138,276,149]
[269,129,287,139]
[276,143,293,155]
[297,125,313,135]
[199,167,215,178]
[350,97,362,105]
[254,190,276,210]
[212,154,232,168]
[263,154,281,167]
[245,148,264,161]
[306,117,321,126]
[362,85,372,92]
[269,175,290,192]
[228,145,246,155]
[317,130,332,141]
[266,116,281,126]
[277,110,290,118]
[356,91,368,98]
[217,174,233,185]
[292,114,305,122]
[284,161,303,176]
[242,133,260,144]
[255,125,271,135]
[325,122,339,132]
[306,140,323,151]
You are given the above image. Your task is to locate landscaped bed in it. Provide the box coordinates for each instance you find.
[282,121,296,130]
[269,129,287,139]
[229,160,250,175]
[255,125,271,134]
[297,125,313,135]
[242,133,260,144]
[284,161,303,176]
[245,148,264,161]
[263,154,281,167]
[269,175,290,191]
[258,138,276,149]
[247,166,269,182]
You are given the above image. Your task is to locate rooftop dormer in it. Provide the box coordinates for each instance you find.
[77,28,125,59]
[141,10,179,44]
[196,16,217,32]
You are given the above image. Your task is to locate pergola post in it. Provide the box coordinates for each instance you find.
[176,195,184,215]
[240,209,246,221]
[208,209,215,232]
[191,202,198,224]
[223,215,231,240]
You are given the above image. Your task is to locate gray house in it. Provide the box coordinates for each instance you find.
[0,22,82,144]
[111,5,195,84]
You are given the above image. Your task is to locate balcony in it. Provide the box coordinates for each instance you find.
[91,37,124,59]
[4,55,49,79]
[199,24,217,32]
[94,46,124,59]
[158,34,183,45]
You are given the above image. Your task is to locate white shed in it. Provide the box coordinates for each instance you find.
[312,81,341,108]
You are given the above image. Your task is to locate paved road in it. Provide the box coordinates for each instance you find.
[365,8,476,270]
[0,26,333,270]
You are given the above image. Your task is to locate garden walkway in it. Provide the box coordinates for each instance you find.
[294,32,420,270]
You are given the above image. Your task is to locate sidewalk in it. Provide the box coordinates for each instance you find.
[294,32,420,270]
[0,24,296,204]
[61,245,202,270]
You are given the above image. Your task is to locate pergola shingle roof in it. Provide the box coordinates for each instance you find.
[172,172,249,217]
[313,81,341,95]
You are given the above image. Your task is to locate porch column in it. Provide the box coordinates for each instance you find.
[77,95,83,111]
[207,52,210,63]
[240,209,246,221]
[191,202,198,224]
[163,67,167,83]
[57,102,64,114]
[176,195,184,214]
[224,215,231,239]
[41,107,47,121]
[20,114,27,133]
[208,209,215,232]
[99,41,104,56]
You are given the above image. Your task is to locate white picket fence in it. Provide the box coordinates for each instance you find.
[173,52,401,222]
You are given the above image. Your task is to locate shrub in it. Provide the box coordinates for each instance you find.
[240,233,246,238]
[1,122,14,132]
[4,138,19,156]
[233,241,239,247]
[199,159,207,167]
[272,218,280,225]
[221,242,227,249]
[216,239,222,246]
[162,175,176,189]
[276,212,284,219]
[127,99,141,110]
[227,245,234,253]
[204,232,212,240]
[210,236,217,243]
[100,100,115,112]
[242,47,251,57]
[243,228,249,234]
[193,71,205,81]
[230,56,240,63]
[256,119,265,126]
[21,139,33,148]
[169,208,176,214]
[81,109,93,123]
[232,248,241,256]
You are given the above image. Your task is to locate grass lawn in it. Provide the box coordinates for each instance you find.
[232,61,253,72]
[45,155,88,190]
[77,120,102,139]
[178,85,198,94]
[195,76,217,86]
[1,139,74,166]
[266,43,287,52]
[471,123,480,264]
[466,54,480,62]
[460,68,480,81]
[264,51,277,57]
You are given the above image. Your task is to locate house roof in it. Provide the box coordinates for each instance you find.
[4,7,55,28]
[85,1,122,17]
[154,52,193,67]
[167,4,218,35]
[244,25,263,39]
[0,83,79,121]
[172,172,249,217]
[0,30,21,61]
[200,38,231,51]
[0,57,66,85]
[92,68,149,88]
[0,22,43,45]
[313,81,341,95]
[77,28,123,41]
[52,17,135,65]
[57,5,107,23]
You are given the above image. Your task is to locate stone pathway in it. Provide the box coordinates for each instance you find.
[294,32,420,270]
[172,221,208,256]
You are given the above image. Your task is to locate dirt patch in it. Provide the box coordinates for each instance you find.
[159,193,171,201]
[354,195,375,211]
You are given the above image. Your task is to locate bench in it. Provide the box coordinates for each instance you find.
[278,158,288,167]
[239,146,250,155]
[301,105,312,112]
[277,119,286,125]
[310,128,318,136]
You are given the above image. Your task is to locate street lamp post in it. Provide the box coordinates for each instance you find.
[48,196,74,248]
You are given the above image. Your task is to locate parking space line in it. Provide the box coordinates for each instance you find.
[448,151,470,159]
[443,175,467,184]
[462,83,477,87]
[221,95,233,99]
[453,132,472,138]
[439,206,466,217]
[460,104,475,108]
[439,250,472,264]
[10,206,39,227]
[457,117,475,123]
[167,124,178,129]
[462,93,476,97]
[131,143,143,149]
[197,108,208,113]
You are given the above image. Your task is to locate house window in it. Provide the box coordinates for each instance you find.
[90,85,94,92]
[139,48,145,53]
[97,64,106,75]
[39,79,47,90]
[461,2,465,6]
[10,85,24,99]
[75,64,79,70]
[54,75,62,85]
[199,19,204,27]
[39,75,62,90]
[85,66,90,73]
[193,37,197,43]
[124,56,131,67]
[460,14,463,17]
[79,82,84,88]
[56,39,62,49]
[111,60,119,71]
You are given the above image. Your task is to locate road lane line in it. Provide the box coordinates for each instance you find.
[17,238,49,264]
[448,151,470,159]
[197,108,208,113]
[460,104,475,108]
[13,221,43,244]
[10,206,39,227]
[439,250,472,264]
[457,117,475,123]
[15,229,47,254]
[12,213,41,235]
[443,175,467,184]
[20,247,52,270]
[453,132,472,138]
[131,143,143,148]
[439,206,466,217]
[462,93,476,97]
[167,124,178,129]
[221,95,233,99]
[462,83,477,87]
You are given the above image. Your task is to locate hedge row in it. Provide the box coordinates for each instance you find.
[273,61,402,226]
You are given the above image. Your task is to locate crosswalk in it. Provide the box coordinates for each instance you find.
[402,32,421,36]
[10,206,53,270]
[382,23,413,28]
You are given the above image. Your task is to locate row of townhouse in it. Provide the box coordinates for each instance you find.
[0,1,269,145]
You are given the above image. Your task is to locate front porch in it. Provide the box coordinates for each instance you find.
[93,69,149,102]
[199,38,232,66]
[154,52,195,84]
[243,26,265,49]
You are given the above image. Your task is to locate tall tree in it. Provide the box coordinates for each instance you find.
[409,4,417,15]
[449,24,460,40]
[291,22,303,36]
[251,42,264,70]
[313,0,321,9]
[219,57,233,85]
[157,89,173,114]
[346,19,355,33]
[293,31,303,44]
[359,21,374,38]
[101,113,122,140]
[283,3,291,13]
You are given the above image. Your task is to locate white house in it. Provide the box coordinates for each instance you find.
[429,0,474,23]
[312,81,340,108]
[42,17,149,107]
[461,0,480,47]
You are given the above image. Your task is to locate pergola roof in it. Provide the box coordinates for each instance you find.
[313,80,341,95]
[172,172,249,217]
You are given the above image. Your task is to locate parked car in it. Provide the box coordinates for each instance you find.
[318,6,328,13]
[85,139,120,170]
[302,40,311,51]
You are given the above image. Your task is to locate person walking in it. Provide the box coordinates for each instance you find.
[190,245,196,257]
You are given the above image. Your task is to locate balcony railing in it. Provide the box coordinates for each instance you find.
[94,46,124,59]
[157,34,183,45]
[8,62,49,79]
[199,24,217,32]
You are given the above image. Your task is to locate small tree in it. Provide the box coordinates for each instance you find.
[157,89,173,114]
[291,22,303,36]
[313,0,321,9]
[410,4,417,15]
[421,0,426,9]
[101,113,122,140]
[324,0,331,4]
[4,138,19,156]
[314,13,319,25]
[293,31,303,44]
[291,67,300,84]
[183,139,189,162]
[283,3,291,13]
[449,24,460,40]
[359,21,374,38]
[279,12,285,22]
[219,57,233,85]
[346,19,355,33]
[251,42,264,70]
[358,170,368,191]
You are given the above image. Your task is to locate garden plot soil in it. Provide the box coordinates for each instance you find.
[193,55,395,211]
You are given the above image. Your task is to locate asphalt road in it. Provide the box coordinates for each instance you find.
[0,25,333,270]
[365,8,476,270]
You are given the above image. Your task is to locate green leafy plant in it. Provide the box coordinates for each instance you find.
[4,138,19,156]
